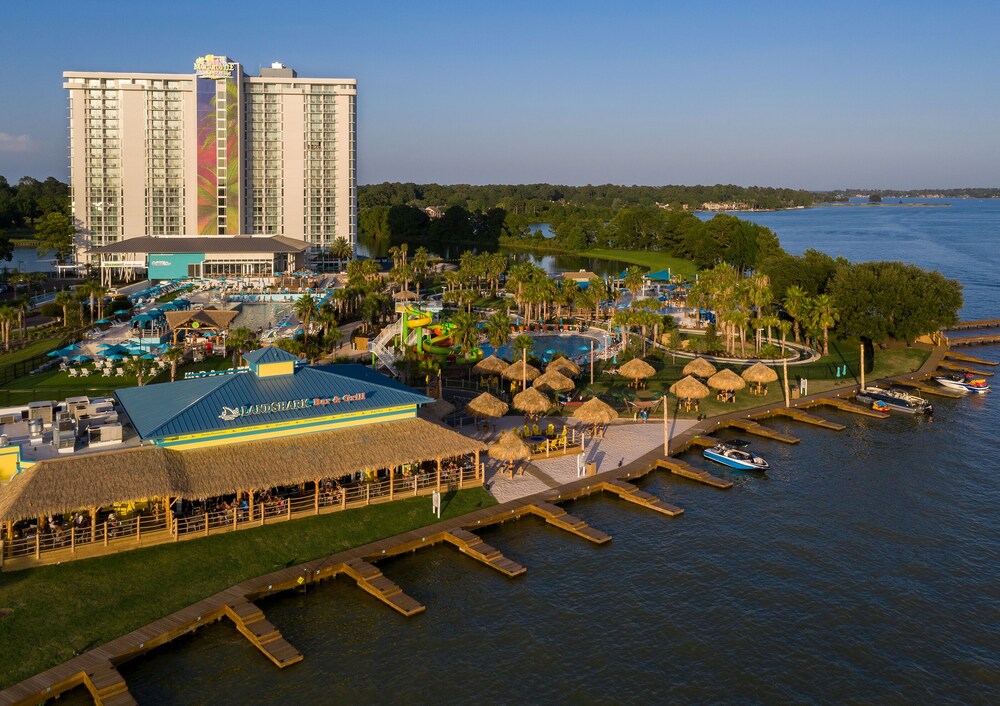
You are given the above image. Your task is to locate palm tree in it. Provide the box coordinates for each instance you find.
[485,311,511,349]
[0,306,16,350]
[293,294,318,344]
[124,357,153,387]
[316,302,339,341]
[161,346,185,382]
[511,333,533,361]
[450,311,481,359]
[55,291,74,328]
[622,265,645,303]
[328,237,353,270]
[783,286,809,344]
[811,294,840,356]
[227,326,257,366]
[90,283,109,322]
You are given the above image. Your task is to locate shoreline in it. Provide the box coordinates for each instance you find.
[0,345,953,702]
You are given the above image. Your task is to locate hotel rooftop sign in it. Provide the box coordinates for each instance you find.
[194,54,236,79]
[218,393,367,421]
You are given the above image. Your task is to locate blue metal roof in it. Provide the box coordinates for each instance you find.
[115,364,433,440]
[242,346,302,366]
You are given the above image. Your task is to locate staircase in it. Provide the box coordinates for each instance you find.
[369,317,402,376]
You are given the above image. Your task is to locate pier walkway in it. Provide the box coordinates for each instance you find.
[4,342,993,705]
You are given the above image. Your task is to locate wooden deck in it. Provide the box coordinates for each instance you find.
[654,459,733,489]
[760,408,846,431]
[942,318,1000,330]
[442,529,526,577]
[598,479,684,517]
[808,397,890,418]
[524,501,611,544]
[723,418,800,443]
[947,333,1000,347]
[936,361,994,377]
[944,351,998,366]
[891,378,965,398]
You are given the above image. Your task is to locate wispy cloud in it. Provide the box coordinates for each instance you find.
[0,133,33,153]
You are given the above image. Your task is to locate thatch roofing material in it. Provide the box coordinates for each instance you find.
[488,431,531,462]
[571,397,618,425]
[669,375,711,399]
[742,361,779,384]
[617,358,656,381]
[683,357,717,378]
[533,370,575,393]
[0,418,486,523]
[419,398,456,420]
[512,387,552,415]
[164,308,239,332]
[502,361,540,382]
[547,357,582,377]
[472,355,509,376]
[465,392,509,418]
[392,290,419,301]
[707,368,746,391]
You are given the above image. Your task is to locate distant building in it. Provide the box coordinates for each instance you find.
[561,269,599,285]
[64,55,357,269]
[422,206,443,219]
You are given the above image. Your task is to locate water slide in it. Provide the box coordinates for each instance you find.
[398,305,481,361]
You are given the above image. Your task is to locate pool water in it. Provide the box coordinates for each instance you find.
[231,302,294,332]
[481,333,603,363]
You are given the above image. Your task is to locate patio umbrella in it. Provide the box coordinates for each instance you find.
[131,314,152,324]
[71,354,91,363]
[512,387,552,416]
[547,357,582,377]
[533,370,575,394]
[472,355,509,377]
[106,354,124,362]
[465,391,509,418]
[96,318,111,324]
[669,375,710,400]
[46,349,62,357]
[147,308,163,317]
[488,431,532,476]
[707,368,746,390]
[159,302,177,311]
[141,353,156,360]
[617,357,656,386]
[683,356,717,379]
[572,396,619,435]
[113,307,130,313]
[61,344,80,353]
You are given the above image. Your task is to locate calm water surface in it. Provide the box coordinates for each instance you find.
[91,201,1000,703]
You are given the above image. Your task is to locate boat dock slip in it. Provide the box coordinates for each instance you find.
[943,318,1000,330]
[763,408,846,430]
[724,419,800,443]
[442,529,526,577]
[84,662,136,706]
[891,379,965,398]
[224,600,303,668]
[944,351,998,366]
[340,558,426,616]
[599,479,684,516]
[947,334,1000,347]
[809,397,890,418]
[525,501,611,544]
[655,459,733,489]
[938,361,994,376]
[689,435,722,447]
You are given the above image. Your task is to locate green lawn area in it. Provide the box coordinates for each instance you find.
[582,248,699,276]
[0,336,65,368]
[0,487,495,688]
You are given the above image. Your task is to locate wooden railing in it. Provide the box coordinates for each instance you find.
[0,465,482,570]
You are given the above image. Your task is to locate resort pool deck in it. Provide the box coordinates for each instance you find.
[481,332,609,363]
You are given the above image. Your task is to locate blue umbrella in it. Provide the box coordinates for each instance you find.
[61,344,80,352]
[71,354,91,363]
[96,318,111,324]
[107,354,124,362]
[159,302,177,311]
[147,308,163,317]
[131,314,152,323]
[46,349,62,357]
[141,353,156,360]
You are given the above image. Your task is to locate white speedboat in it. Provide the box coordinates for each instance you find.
[856,386,933,414]
[703,440,769,471]
[933,373,990,394]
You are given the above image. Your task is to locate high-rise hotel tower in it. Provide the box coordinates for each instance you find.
[64,55,356,263]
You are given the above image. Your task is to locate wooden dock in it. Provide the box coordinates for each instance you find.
[442,529,526,577]
[724,418,800,443]
[340,558,426,616]
[524,501,611,544]
[809,397,890,418]
[599,479,684,516]
[654,459,733,489]
[763,408,846,431]
[943,318,1000,330]
[943,351,997,367]
[891,379,965,398]
[936,361,994,377]
[224,599,303,668]
[947,334,1000,347]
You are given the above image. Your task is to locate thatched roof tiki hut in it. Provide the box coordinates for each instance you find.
[707,368,746,403]
[532,370,575,395]
[512,387,552,418]
[547,357,582,378]
[572,397,619,436]
[473,355,509,377]
[669,375,711,412]
[465,392,509,419]
[683,356,717,379]
[488,430,532,477]
[502,359,540,389]
[742,362,778,395]
[616,358,656,388]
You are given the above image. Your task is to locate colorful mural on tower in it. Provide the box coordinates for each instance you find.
[194,55,240,235]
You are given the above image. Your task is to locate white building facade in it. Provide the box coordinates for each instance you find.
[64,55,357,263]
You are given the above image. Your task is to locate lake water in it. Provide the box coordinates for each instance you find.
[76,201,1000,702]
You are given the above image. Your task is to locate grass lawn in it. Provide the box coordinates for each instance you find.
[0,487,495,688]
[581,248,699,277]
[0,336,65,368]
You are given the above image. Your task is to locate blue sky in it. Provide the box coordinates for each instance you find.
[1,0,997,189]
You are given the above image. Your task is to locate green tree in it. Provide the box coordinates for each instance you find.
[161,346,185,382]
[226,326,257,366]
[783,285,809,344]
[450,311,481,358]
[34,211,76,263]
[54,290,74,328]
[124,357,154,387]
[485,311,511,349]
[293,294,319,344]
[511,333,533,361]
[810,294,839,355]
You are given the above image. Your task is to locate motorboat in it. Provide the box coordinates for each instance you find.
[703,439,769,471]
[855,386,933,414]
[933,373,990,394]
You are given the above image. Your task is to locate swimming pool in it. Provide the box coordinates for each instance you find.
[481,333,605,363]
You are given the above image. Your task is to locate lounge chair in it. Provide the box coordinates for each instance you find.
[546,423,555,436]
[532,423,541,436]
[68,368,79,377]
